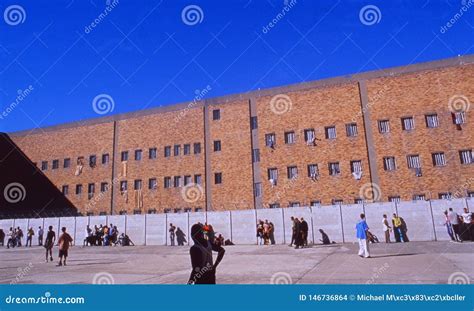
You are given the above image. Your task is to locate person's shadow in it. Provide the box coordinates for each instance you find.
[176,227,187,246]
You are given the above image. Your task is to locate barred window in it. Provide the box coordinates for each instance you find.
[265,133,276,147]
[62,185,69,195]
[388,196,401,203]
[76,184,83,195]
[413,194,426,201]
[459,149,473,164]
[87,183,95,200]
[149,178,157,190]
[332,199,343,205]
[64,158,71,168]
[346,123,358,137]
[212,109,220,120]
[194,143,201,154]
[100,182,108,192]
[350,160,362,173]
[102,154,110,164]
[135,149,142,161]
[41,161,48,170]
[310,200,321,207]
[214,172,222,184]
[307,164,319,179]
[285,131,295,144]
[164,146,171,157]
[149,148,157,159]
[268,168,278,185]
[120,181,127,191]
[164,177,171,189]
[401,116,415,131]
[328,162,340,176]
[194,174,202,185]
[304,129,315,144]
[89,155,96,167]
[121,151,128,161]
[438,192,452,200]
[452,112,466,125]
[406,154,421,168]
[184,175,192,186]
[425,114,439,128]
[134,179,142,190]
[269,203,280,209]
[213,140,221,152]
[383,157,396,171]
[432,152,446,166]
[183,144,191,155]
[325,126,336,139]
[174,145,181,156]
[378,120,390,133]
[289,202,300,207]
[52,159,59,169]
[287,166,298,179]
[173,176,181,188]
[354,198,364,204]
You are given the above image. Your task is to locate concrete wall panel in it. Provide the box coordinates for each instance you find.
[256,208,284,244]
[145,214,167,245]
[311,205,343,243]
[231,209,256,244]
[125,215,146,245]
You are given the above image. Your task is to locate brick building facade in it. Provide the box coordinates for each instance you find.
[6,55,474,216]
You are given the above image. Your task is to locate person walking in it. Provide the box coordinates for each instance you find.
[169,223,176,246]
[300,217,309,247]
[294,218,303,249]
[6,227,14,249]
[26,227,34,247]
[382,214,391,243]
[57,227,73,266]
[461,208,474,241]
[44,226,56,263]
[356,213,370,258]
[38,226,44,246]
[447,208,461,242]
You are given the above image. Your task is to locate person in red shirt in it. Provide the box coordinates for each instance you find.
[57,227,73,266]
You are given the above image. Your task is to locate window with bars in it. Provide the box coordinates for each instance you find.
[378,120,390,133]
[89,155,97,167]
[401,116,415,131]
[452,112,466,125]
[310,200,321,207]
[120,181,127,192]
[76,184,83,195]
[149,148,157,159]
[134,179,142,190]
[438,192,453,200]
[304,129,315,145]
[121,151,128,161]
[148,209,157,214]
[406,154,421,168]
[149,178,157,190]
[265,133,276,148]
[332,199,343,205]
[102,154,110,164]
[468,192,474,198]
[268,168,278,186]
[307,164,319,180]
[425,114,439,128]
[269,203,280,209]
[52,159,59,169]
[459,149,473,164]
[164,177,171,189]
[184,208,192,213]
[87,183,95,200]
[354,198,364,204]
[183,144,191,155]
[289,202,300,207]
[413,194,426,201]
[194,143,201,154]
[346,123,358,137]
[100,182,108,192]
[328,162,340,176]
[287,166,298,179]
[64,158,71,168]
[164,146,171,157]
[194,174,202,185]
[432,152,446,166]
[388,196,401,203]
[41,161,48,170]
[135,149,142,161]
[212,109,220,120]
[383,157,396,171]
[174,145,181,156]
[62,185,69,195]
[214,140,221,152]
[214,172,222,184]
[350,160,362,173]
[184,175,192,186]
[325,126,336,139]
[173,176,181,188]
[284,131,295,144]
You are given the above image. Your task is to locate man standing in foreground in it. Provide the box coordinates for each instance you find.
[356,213,370,258]
[57,227,73,266]
[44,226,56,263]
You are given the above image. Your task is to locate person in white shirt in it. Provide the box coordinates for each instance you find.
[461,208,474,241]
[382,214,391,243]
[447,208,460,242]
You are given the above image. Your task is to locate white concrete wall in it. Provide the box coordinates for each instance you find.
[43,217,60,236]
[1,198,471,246]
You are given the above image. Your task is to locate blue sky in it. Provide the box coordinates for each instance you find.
[0,0,473,132]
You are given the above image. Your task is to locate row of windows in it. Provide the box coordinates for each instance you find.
[383,150,473,172]
[377,112,466,133]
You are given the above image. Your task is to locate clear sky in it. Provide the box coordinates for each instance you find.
[0,0,473,132]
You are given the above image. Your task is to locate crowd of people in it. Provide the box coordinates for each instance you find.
[0,226,45,248]
[256,219,276,245]
[84,224,134,246]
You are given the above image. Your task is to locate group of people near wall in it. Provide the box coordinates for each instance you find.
[0,226,43,248]
[84,224,134,247]
[256,219,276,245]
[444,207,474,242]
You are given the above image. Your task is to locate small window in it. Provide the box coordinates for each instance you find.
[194,143,201,154]
[287,166,298,179]
[289,202,300,207]
[354,198,364,204]
[174,208,183,214]
[64,158,71,168]
[284,131,295,144]
[452,112,466,125]
[328,162,340,176]
[120,181,128,192]
[41,161,48,171]
[148,209,157,214]
[86,212,95,216]
[194,174,202,185]
[407,155,421,168]
[52,160,59,170]
[77,156,84,165]
[134,179,142,190]
[268,168,278,185]
[184,208,192,213]
[213,140,221,152]
[149,148,157,159]
[467,191,474,198]
[325,126,336,139]
[413,194,426,201]
[87,183,95,200]
[164,146,171,157]
[214,172,222,184]
[401,116,415,131]
[304,129,316,145]
[89,155,97,167]
[134,149,142,161]
[459,149,473,165]
[164,177,172,189]
[307,164,319,180]
[425,114,439,128]
[346,123,358,137]
[184,175,192,186]
[195,207,203,212]
[121,151,129,162]
[183,144,191,155]
[432,152,446,167]
[149,178,157,190]
[62,185,69,195]
[212,109,220,120]
[102,154,110,165]
[100,182,108,192]
[438,192,453,200]
[269,203,280,209]
[119,210,127,215]
[383,157,396,171]
[350,160,362,173]
[164,208,172,213]
[310,201,321,207]
[133,209,142,215]
[174,145,180,156]
[76,184,82,195]
[378,120,390,134]
[173,176,181,188]
[265,133,276,148]
[332,199,343,205]
[388,196,401,203]
[252,149,260,163]
[251,116,258,130]
[254,182,262,197]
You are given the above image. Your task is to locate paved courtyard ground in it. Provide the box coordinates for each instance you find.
[0,241,472,284]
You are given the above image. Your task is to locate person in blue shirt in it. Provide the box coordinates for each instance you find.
[356,213,370,258]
